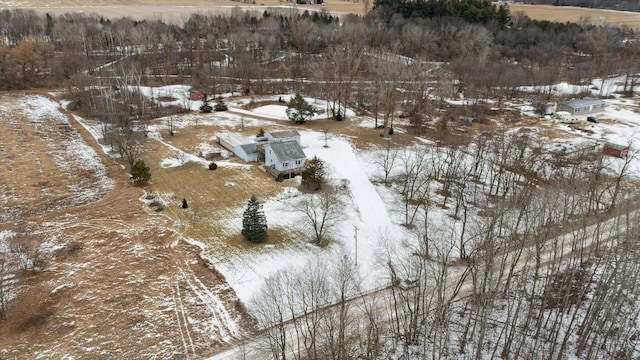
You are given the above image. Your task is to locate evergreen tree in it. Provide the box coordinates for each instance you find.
[286,93,315,124]
[200,97,213,113]
[130,159,151,185]
[301,156,326,191]
[214,98,228,111]
[242,195,268,243]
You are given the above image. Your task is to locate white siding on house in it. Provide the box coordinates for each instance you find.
[265,141,306,172]
[234,144,258,162]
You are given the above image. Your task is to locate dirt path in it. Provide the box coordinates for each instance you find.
[0,91,255,358]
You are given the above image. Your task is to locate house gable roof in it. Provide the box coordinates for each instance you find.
[268,140,305,162]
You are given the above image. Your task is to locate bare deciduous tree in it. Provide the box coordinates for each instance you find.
[9,233,41,272]
[374,139,398,185]
[297,191,342,245]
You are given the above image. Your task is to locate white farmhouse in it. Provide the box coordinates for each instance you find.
[264,140,306,178]
[216,130,307,179]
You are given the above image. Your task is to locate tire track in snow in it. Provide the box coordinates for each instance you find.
[171,279,195,358]
[180,268,238,342]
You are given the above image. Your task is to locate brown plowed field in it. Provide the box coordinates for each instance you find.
[2,0,640,28]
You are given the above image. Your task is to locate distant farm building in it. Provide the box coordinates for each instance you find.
[603,142,629,158]
[189,90,204,101]
[559,98,605,115]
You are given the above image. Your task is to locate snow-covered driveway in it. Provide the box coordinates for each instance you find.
[301,131,393,228]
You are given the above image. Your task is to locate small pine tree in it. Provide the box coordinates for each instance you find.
[130,159,151,185]
[242,195,268,243]
[301,156,326,191]
[182,198,188,209]
[200,98,213,113]
[257,127,265,137]
[214,99,228,111]
[286,93,315,124]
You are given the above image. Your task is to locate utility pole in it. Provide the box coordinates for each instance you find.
[353,225,358,266]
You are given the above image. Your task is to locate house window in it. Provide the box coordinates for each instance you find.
[295,160,301,165]
[283,162,288,168]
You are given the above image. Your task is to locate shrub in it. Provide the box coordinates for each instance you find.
[209,162,218,170]
[200,99,213,113]
[214,99,228,111]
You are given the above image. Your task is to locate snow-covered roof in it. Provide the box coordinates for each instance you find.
[216,132,250,147]
[564,97,605,108]
[240,143,258,154]
[268,140,305,162]
[604,142,628,150]
[268,130,300,139]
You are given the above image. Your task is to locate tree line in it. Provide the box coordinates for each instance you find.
[0,6,637,101]
[527,0,640,12]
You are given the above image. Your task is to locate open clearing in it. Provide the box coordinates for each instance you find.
[0,93,254,359]
[2,0,640,28]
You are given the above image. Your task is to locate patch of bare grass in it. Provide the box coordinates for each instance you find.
[0,95,109,221]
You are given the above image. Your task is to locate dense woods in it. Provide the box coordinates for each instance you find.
[1,2,640,359]
[0,5,637,101]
